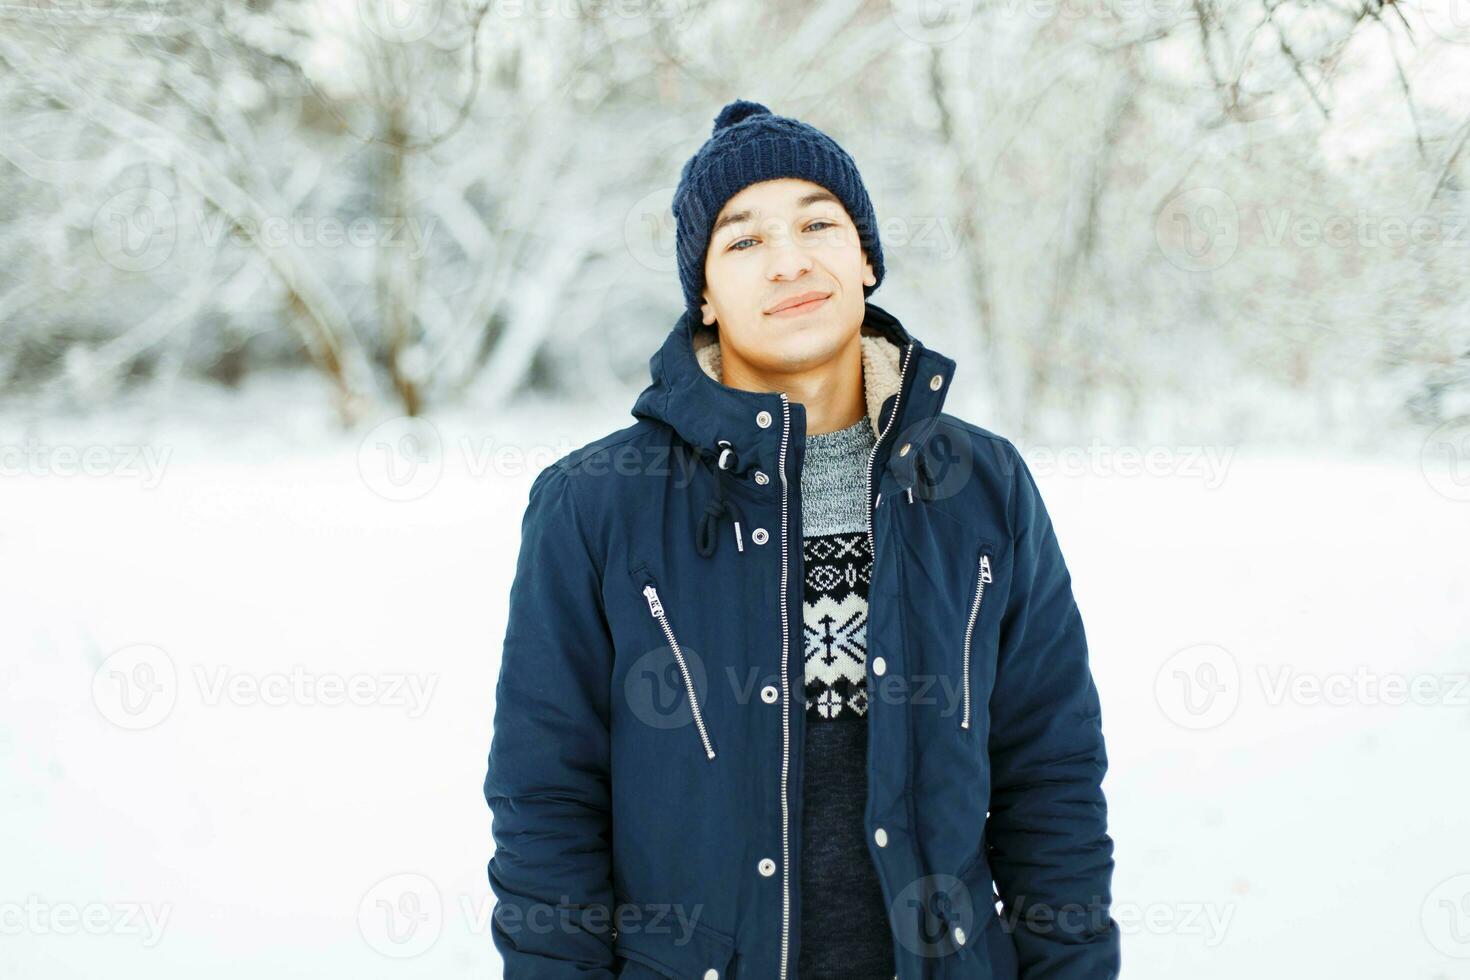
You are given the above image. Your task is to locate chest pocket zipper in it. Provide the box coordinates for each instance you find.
[960,551,993,731]
[641,581,717,760]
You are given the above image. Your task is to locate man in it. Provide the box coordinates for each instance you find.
[485,99,1120,980]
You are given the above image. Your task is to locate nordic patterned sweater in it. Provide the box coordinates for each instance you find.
[797,414,895,980]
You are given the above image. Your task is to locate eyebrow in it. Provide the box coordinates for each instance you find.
[709,190,843,240]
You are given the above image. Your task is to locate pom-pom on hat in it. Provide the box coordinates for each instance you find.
[671,99,885,325]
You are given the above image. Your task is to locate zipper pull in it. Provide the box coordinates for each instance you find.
[643,584,664,618]
[979,554,993,583]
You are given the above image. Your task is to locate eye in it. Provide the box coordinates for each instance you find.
[727,219,838,252]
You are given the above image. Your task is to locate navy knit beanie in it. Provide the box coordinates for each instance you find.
[672,99,885,325]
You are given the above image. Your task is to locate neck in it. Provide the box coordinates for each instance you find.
[690,321,905,440]
[719,333,866,437]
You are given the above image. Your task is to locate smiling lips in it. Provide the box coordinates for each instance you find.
[765,291,831,317]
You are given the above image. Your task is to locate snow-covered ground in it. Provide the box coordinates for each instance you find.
[3,373,1468,978]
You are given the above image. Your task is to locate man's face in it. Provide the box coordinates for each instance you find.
[700,177,876,375]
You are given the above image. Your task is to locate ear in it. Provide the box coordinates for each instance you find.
[862,251,876,288]
[700,293,717,326]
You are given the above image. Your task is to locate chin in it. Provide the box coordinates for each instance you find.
[772,316,854,363]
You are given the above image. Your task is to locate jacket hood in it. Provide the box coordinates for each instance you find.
[631,302,960,558]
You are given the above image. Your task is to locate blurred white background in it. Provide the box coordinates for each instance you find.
[2,0,1469,976]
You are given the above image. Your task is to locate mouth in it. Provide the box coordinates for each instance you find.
[765,291,831,317]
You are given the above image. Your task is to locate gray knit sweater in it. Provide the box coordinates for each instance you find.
[797,415,894,980]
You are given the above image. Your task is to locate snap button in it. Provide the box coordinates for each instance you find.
[874,827,888,847]
[930,373,944,390]
[761,685,779,703]
[752,528,769,545]
[954,925,967,946]
[758,857,776,876]
[898,442,911,456]
[756,410,772,428]
[872,656,887,676]
[704,971,719,980]
[753,470,769,485]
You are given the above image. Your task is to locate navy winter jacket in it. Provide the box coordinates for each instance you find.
[485,302,1120,980]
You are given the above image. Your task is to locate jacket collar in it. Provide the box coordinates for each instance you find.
[690,322,906,441]
[630,301,957,492]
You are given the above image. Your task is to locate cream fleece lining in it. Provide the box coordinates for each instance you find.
[691,325,904,439]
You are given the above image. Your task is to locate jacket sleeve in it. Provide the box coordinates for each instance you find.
[985,441,1120,979]
[484,463,618,979]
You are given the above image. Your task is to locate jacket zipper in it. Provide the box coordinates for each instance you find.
[864,342,916,560]
[960,553,992,731]
[778,340,914,978]
[777,390,793,980]
[642,582,716,760]
[853,342,913,980]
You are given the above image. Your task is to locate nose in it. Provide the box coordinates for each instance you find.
[764,225,814,282]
